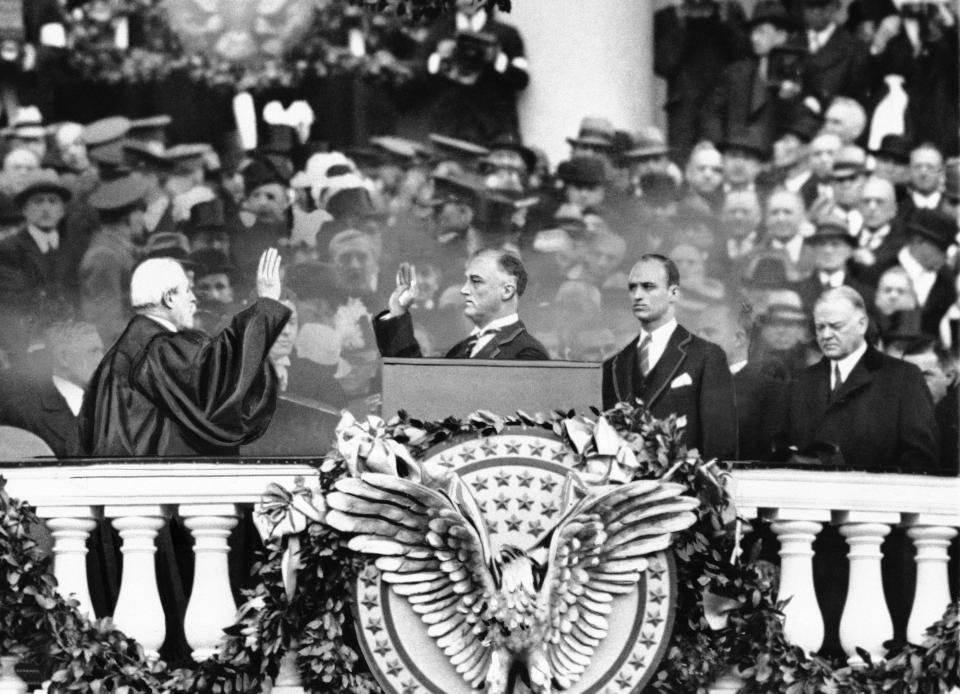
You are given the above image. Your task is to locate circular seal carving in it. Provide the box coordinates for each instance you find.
[352,431,680,694]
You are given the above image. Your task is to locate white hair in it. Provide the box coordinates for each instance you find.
[130,258,186,309]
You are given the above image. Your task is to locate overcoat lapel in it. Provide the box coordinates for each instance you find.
[476,322,524,359]
[644,327,691,410]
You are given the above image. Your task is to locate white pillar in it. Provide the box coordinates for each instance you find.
[109,508,166,656]
[772,520,825,654]
[906,525,957,645]
[180,505,238,662]
[509,0,655,166]
[838,522,894,665]
[37,507,96,618]
[272,539,305,694]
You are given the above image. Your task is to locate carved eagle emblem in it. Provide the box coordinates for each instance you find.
[326,471,698,694]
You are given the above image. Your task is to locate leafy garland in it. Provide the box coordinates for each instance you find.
[60,0,511,90]
[1,402,958,694]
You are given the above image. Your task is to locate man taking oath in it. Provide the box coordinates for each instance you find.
[80,248,291,456]
[375,249,548,360]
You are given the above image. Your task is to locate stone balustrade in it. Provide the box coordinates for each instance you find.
[0,461,957,693]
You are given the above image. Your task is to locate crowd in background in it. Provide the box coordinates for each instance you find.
[0,0,957,466]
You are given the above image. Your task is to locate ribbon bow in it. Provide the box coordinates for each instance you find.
[561,414,639,485]
[335,411,422,481]
[257,477,325,539]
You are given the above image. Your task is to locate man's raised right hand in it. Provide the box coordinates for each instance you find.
[387,262,417,317]
[257,248,282,301]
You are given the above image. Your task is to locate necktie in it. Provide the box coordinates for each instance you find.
[831,361,842,393]
[463,334,479,358]
[638,334,652,377]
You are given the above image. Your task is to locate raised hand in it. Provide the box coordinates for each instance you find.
[387,262,417,317]
[257,248,282,301]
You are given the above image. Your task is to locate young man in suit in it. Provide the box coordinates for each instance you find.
[375,248,548,360]
[891,209,957,337]
[602,254,738,461]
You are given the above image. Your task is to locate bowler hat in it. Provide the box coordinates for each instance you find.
[242,157,288,196]
[871,134,911,164]
[906,209,956,251]
[88,174,150,212]
[743,255,791,289]
[556,156,607,187]
[189,248,236,278]
[640,171,680,205]
[566,116,616,150]
[749,0,795,30]
[187,198,225,233]
[719,133,771,161]
[486,133,537,174]
[325,186,383,221]
[14,170,72,207]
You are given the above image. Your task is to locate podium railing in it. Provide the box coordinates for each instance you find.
[1,460,958,680]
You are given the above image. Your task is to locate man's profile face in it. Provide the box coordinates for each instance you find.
[61,330,105,387]
[686,149,724,195]
[460,253,512,327]
[909,148,944,194]
[765,192,805,242]
[23,192,66,232]
[903,350,952,404]
[813,296,867,360]
[627,260,677,329]
[167,270,197,330]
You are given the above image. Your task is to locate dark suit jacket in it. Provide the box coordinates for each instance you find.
[79,299,291,456]
[734,362,788,462]
[374,311,548,360]
[919,268,957,338]
[798,25,870,109]
[849,221,908,286]
[786,346,938,471]
[0,226,78,307]
[602,324,738,460]
[0,376,81,457]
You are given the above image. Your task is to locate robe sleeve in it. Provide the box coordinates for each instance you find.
[131,298,292,449]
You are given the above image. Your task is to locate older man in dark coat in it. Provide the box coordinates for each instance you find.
[786,286,938,471]
[79,248,291,457]
[603,254,738,461]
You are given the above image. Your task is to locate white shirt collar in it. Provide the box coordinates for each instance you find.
[27,225,59,254]
[729,359,748,375]
[471,312,519,337]
[819,269,846,288]
[637,318,678,373]
[145,314,178,332]
[456,8,487,32]
[51,375,85,416]
[912,190,942,209]
[898,246,936,305]
[809,23,837,51]
[859,223,891,250]
[832,341,868,386]
[771,233,805,263]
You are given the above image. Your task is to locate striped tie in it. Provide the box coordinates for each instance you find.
[638,334,652,377]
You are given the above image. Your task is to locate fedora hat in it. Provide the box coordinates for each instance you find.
[566,116,616,150]
[906,209,956,251]
[871,134,911,164]
[749,0,795,30]
[14,170,72,207]
[556,156,607,187]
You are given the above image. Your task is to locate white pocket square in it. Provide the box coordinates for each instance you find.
[670,373,692,389]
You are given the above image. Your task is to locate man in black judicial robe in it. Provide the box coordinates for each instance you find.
[79,249,291,457]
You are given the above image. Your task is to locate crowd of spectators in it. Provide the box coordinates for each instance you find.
[0,0,956,470]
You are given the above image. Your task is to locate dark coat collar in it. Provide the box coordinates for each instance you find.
[816,344,883,408]
[475,320,525,359]
[610,323,692,407]
[39,378,72,413]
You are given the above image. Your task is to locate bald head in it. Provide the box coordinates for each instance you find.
[859,176,897,229]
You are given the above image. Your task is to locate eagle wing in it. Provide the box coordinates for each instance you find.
[540,480,698,689]
[325,472,497,689]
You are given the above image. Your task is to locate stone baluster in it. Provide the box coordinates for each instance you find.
[905,521,957,645]
[37,507,96,618]
[108,507,166,656]
[771,517,825,654]
[181,505,238,661]
[837,515,897,665]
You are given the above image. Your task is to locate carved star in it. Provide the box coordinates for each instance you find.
[494,470,513,487]
[437,454,454,468]
[639,632,657,649]
[505,514,522,532]
[470,476,489,493]
[480,439,498,457]
[486,517,499,534]
[616,673,633,689]
[550,447,568,463]
[360,593,378,611]
[517,493,534,511]
[515,470,534,488]
[373,639,391,658]
[527,518,544,537]
[367,617,383,635]
[385,660,403,677]
[491,492,510,511]
[541,499,560,519]
[527,442,545,457]
[504,441,521,455]
[646,610,664,629]
[628,653,646,671]
[649,587,667,605]
[401,679,418,694]
[539,476,559,493]
[459,447,476,463]
[359,570,378,589]
[648,561,665,579]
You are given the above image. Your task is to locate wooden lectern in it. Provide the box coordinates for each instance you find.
[381,358,603,420]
